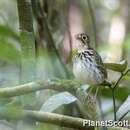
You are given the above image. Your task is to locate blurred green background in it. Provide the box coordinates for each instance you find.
[0,0,130,130]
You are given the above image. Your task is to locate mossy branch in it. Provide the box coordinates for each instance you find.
[0,77,129,129]
[24,110,93,130]
[0,79,97,119]
[0,107,128,130]
[0,79,79,98]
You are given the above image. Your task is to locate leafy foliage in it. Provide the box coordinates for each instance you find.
[0,0,130,130]
[40,92,77,112]
[117,95,130,120]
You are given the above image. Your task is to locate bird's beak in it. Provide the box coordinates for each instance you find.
[74,34,81,40]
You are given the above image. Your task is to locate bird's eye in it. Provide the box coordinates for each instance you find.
[82,36,87,40]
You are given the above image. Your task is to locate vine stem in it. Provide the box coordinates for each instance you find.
[112,88,116,121]
[109,69,130,121]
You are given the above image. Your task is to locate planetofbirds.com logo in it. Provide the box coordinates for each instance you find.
[83,120,130,127]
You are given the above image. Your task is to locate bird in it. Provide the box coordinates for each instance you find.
[72,33,107,85]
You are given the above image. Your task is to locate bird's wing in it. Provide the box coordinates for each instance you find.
[96,65,107,79]
[89,49,107,78]
[88,48,103,65]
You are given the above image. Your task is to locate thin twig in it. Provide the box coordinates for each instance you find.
[113,69,130,89]
[111,73,123,121]
[113,73,124,89]
[68,24,73,63]
[66,14,73,64]
[87,0,97,49]
[31,0,70,78]
[112,89,116,121]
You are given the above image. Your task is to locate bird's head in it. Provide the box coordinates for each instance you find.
[74,33,90,49]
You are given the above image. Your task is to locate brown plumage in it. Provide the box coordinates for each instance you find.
[73,33,107,85]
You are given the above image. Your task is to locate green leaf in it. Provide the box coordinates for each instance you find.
[122,75,130,81]
[0,25,19,41]
[0,105,23,120]
[40,92,77,112]
[101,87,129,101]
[104,60,128,72]
[0,40,20,64]
[116,95,130,120]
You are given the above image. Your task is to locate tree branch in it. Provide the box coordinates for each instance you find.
[0,79,80,98]
[0,107,128,130]
[24,110,93,130]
